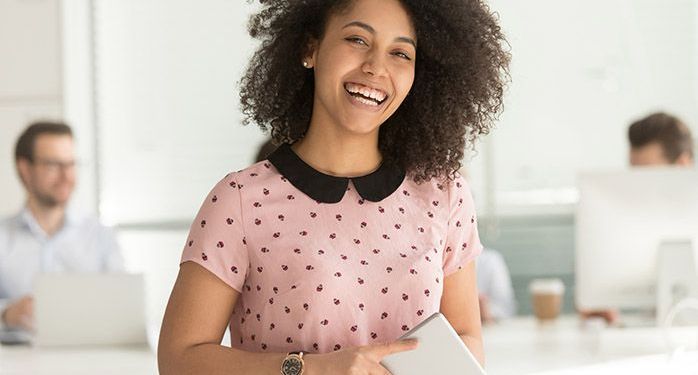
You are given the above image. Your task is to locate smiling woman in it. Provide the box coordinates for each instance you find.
[158,1,510,374]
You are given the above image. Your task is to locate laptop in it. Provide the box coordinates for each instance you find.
[381,312,487,375]
[31,273,147,347]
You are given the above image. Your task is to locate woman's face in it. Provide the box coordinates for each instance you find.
[308,0,416,136]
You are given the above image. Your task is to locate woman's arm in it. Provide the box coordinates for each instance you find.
[440,261,485,366]
[158,261,287,374]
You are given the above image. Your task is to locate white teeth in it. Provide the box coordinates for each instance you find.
[345,83,387,103]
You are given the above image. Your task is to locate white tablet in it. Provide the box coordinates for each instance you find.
[381,312,486,375]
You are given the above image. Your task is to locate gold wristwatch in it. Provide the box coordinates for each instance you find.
[281,351,304,375]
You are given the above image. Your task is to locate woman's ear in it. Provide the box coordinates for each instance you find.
[302,38,318,68]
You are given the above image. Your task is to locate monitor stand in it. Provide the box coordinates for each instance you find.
[656,240,698,326]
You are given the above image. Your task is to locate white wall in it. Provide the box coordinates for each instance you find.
[472,0,698,215]
[0,0,63,216]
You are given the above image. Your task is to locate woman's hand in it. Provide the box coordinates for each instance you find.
[303,339,418,375]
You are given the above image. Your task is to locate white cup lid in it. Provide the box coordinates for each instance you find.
[529,278,565,294]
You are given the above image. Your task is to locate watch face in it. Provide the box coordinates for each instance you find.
[281,357,303,375]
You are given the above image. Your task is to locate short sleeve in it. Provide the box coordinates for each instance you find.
[442,173,483,276]
[180,173,249,292]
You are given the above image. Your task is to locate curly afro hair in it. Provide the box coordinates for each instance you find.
[240,0,510,182]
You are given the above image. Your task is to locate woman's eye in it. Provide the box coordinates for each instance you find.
[346,37,368,46]
[393,51,412,60]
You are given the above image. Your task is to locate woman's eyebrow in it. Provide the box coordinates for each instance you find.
[342,21,417,48]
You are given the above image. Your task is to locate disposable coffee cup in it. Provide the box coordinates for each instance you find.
[529,278,565,321]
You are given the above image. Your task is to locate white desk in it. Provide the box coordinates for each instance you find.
[2,315,697,374]
[0,345,156,375]
[483,315,698,374]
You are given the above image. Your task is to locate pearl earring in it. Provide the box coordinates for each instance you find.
[303,61,310,68]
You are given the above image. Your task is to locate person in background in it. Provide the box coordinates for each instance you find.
[0,121,124,331]
[477,248,516,324]
[628,112,694,167]
[581,111,695,325]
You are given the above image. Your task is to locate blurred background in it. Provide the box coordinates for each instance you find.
[1,0,697,329]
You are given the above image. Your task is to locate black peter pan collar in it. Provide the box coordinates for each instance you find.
[267,143,406,204]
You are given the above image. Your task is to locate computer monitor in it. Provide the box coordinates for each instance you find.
[575,169,698,314]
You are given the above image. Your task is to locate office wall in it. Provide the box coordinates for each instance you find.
[0,0,98,217]
[0,0,62,216]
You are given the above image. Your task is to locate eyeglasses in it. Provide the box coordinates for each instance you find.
[32,159,78,173]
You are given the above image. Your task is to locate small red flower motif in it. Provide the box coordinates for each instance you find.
[371,332,378,339]
[269,323,275,330]
[354,239,361,244]
[278,214,285,221]
[254,218,262,225]
[316,284,323,292]
[334,344,342,351]
[281,265,288,271]
[417,310,424,316]
[201,253,208,261]
[303,303,309,310]
[402,325,410,331]
[381,312,388,319]
[378,206,385,213]
[286,337,293,343]
[253,202,262,208]
[226,218,234,225]
[230,266,238,274]
[386,267,393,273]
[294,248,302,254]
[306,265,314,270]
[200,220,206,228]
[257,266,263,273]
[299,230,308,236]
[335,272,342,277]
[287,195,295,200]
[260,247,269,253]
[350,325,358,332]
[263,188,270,195]
[360,222,367,228]
[320,319,329,326]
[284,306,291,313]
[188,240,193,247]
[336,214,342,221]
[360,260,368,266]
[273,287,279,294]
[424,289,431,297]
[357,277,364,285]
[334,298,340,305]
[310,212,317,218]
[318,249,325,255]
[402,293,409,301]
[273,232,280,238]
[298,323,304,329]
[211,195,218,203]
[381,287,389,294]
[329,233,337,239]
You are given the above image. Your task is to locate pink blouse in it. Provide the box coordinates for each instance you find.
[181,148,482,354]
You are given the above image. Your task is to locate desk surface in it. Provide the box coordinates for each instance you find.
[1,316,696,375]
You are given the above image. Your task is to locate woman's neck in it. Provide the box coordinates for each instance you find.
[291,125,382,178]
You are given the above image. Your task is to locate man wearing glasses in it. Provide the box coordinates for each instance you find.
[0,121,123,330]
